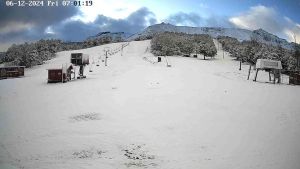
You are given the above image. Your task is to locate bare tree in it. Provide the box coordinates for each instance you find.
[292,32,300,70]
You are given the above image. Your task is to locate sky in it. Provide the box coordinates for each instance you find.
[0,0,300,51]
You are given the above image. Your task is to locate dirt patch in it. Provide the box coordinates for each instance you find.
[72,148,106,159]
[124,161,158,168]
[70,113,101,122]
[122,144,157,168]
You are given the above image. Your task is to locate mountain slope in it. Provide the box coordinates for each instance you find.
[129,23,294,49]
[0,40,299,169]
[87,32,132,42]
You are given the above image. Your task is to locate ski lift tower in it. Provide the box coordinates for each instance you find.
[103,47,110,66]
[71,53,89,79]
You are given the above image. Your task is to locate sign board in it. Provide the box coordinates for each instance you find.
[256,59,282,70]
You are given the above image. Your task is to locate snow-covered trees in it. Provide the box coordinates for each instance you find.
[194,34,217,59]
[151,32,181,56]
[83,36,116,48]
[217,36,297,71]
[4,39,62,67]
[151,32,217,58]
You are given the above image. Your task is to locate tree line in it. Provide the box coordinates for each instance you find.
[150,32,217,58]
[217,36,300,71]
[1,35,121,68]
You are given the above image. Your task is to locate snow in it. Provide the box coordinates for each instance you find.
[0,40,300,169]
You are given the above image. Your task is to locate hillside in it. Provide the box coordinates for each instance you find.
[129,23,294,49]
[0,40,300,169]
[87,32,132,42]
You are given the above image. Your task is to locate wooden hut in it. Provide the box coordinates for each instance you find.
[0,66,25,79]
[289,72,300,85]
[47,64,74,83]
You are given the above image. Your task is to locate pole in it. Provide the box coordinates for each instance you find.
[223,50,224,59]
[247,65,251,80]
[121,44,123,56]
[61,64,63,82]
[105,51,108,66]
[253,69,259,81]
[239,58,242,70]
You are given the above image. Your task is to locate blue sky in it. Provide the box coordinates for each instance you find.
[0,0,300,51]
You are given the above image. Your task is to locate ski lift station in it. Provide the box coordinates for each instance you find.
[47,53,90,83]
[71,53,90,79]
[70,53,89,65]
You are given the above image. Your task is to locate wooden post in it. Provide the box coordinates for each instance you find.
[239,59,242,70]
[273,70,276,84]
[121,44,123,56]
[278,69,281,83]
[253,69,259,81]
[61,64,63,83]
[269,71,271,81]
[247,65,251,80]
[223,50,224,59]
[105,51,108,66]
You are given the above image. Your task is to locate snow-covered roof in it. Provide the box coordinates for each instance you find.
[256,59,282,70]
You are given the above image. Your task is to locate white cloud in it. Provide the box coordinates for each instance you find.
[44,26,55,35]
[229,5,300,44]
[283,17,300,43]
[77,0,142,23]
[229,5,280,32]
[0,22,34,34]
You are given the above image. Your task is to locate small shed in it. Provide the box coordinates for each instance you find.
[71,53,89,66]
[0,66,25,79]
[47,69,66,83]
[47,64,74,83]
[289,72,300,85]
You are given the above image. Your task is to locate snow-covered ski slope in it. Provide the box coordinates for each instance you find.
[0,40,300,169]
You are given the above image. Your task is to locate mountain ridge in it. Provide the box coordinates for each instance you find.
[128,23,294,49]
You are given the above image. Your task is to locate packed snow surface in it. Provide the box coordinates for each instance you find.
[0,40,300,169]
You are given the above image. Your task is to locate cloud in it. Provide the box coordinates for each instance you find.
[0,22,34,34]
[77,0,142,22]
[0,5,79,34]
[165,12,232,28]
[283,17,300,43]
[165,12,204,27]
[0,7,157,51]
[51,7,157,42]
[0,4,79,51]
[229,5,282,33]
[229,5,300,43]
